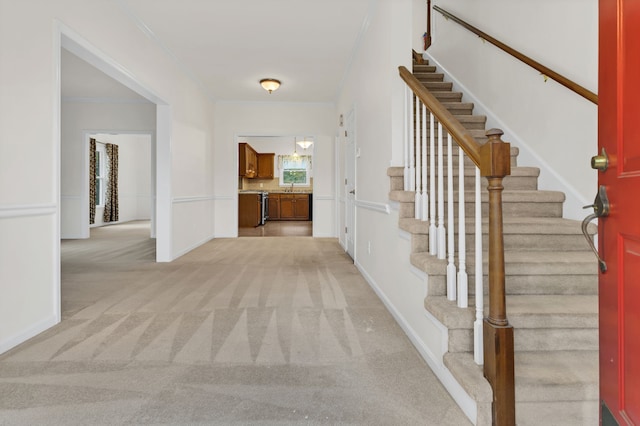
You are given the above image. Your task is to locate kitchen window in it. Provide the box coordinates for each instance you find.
[278,155,312,187]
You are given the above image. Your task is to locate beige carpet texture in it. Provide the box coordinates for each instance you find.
[0,222,470,425]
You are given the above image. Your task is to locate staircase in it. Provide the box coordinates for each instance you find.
[388,60,599,425]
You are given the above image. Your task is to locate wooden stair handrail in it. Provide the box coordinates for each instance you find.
[433,5,598,105]
[399,65,481,167]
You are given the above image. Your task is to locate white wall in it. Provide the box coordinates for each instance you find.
[336,0,475,420]
[412,0,428,52]
[213,102,337,238]
[427,0,598,219]
[0,0,215,354]
[61,102,155,237]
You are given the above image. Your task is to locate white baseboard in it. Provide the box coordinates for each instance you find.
[171,233,215,260]
[354,261,477,424]
[0,315,59,355]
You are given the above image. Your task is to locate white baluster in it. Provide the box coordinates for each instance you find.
[474,166,484,365]
[446,133,456,301]
[436,122,446,259]
[429,113,437,254]
[408,94,416,193]
[414,97,422,219]
[457,144,468,308]
[403,86,410,190]
[421,104,428,221]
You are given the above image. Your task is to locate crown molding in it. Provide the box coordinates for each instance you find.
[114,0,217,103]
[62,96,152,104]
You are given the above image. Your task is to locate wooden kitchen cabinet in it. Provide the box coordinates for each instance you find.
[238,193,261,227]
[279,194,309,220]
[257,153,275,179]
[293,194,309,219]
[268,194,280,220]
[238,143,258,178]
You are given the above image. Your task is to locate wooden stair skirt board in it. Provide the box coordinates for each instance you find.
[388,59,598,426]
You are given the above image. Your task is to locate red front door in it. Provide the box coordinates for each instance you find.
[599,0,640,423]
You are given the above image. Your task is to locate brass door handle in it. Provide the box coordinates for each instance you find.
[581,185,610,273]
[581,213,606,273]
[591,148,609,171]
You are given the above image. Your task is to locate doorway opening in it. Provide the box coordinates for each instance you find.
[237,135,314,238]
[86,132,155,237]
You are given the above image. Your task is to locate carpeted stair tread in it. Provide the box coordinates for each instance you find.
[412,64,435,72]
[390,189,566,204]
[412,250,597,276]
[423,81,453,91]
[430,91,463,102]
[506,295,598,328]
[514,350,598,401]
[444,351,598,426]
[424,294,597,330]
[414,72,445,81]
[443,352,493,403]
[444,350,598,405]
[441,102,474,115]
[399,216,593,237]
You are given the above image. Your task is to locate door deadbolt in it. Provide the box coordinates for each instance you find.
[591,148,609,172]
[581,185,610,272]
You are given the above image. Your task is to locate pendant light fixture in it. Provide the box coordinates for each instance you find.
[260,78,281,94]
[296,138,313,150]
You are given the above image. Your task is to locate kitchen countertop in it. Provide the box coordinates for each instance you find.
[268,191,313,194]
[239,190,313,194]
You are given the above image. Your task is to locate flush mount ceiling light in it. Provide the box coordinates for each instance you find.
[260,78,281,94]
[296,139,313,150]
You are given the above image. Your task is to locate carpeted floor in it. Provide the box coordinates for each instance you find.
[0,221,470,425]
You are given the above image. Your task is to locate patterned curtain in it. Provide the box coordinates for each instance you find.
[103,143,119,223]
[89,138,96,224]
[277,154,312,169]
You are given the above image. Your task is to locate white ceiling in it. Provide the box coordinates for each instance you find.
[62,0,373,103]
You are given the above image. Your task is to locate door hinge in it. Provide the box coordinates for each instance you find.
[345,131,348,137]
[345,226,348,234]
[345,178,348,185]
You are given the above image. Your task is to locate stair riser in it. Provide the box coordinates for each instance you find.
[398,199,564,218]
[442,107,473,116]
[423,82,453,91]
[516,401,598,426]
[515,328,598,351]
[412,231,591,254]
[413,120,487,130]
[420,175,538,190]
[390,176,403,191]
[415,74,444,82]
[412,66,436,73]
[420,154,517,167]
[426,273,598,297]
[431,92,463,102]
[469,201,562,218]
[392,173,533,190]
[446,327,598,353]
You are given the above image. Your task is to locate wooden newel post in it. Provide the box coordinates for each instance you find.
[480,128,515,426]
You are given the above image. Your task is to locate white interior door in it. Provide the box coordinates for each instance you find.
[345,109,356,260]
